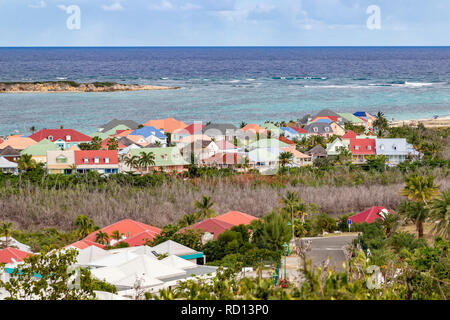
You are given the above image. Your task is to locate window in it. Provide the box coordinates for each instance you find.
[56,156,67,164]
[313,127,318,132]
[48,136,53,141]
[83,158,89,164]
[105,157,110,163]
[325,127,330,132]
[392,144,397,150]
[66,135,71,141]
[355,146,360,150]
[380,144,385,150]
[94,157,100,164]
[367,146,372,150]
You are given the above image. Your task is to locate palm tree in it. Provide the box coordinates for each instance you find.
[74,215,98,239]
[428,189,450,240]
[110,230,124,241]
[194,195,216,220]
[336,146,352,165]
[177,213,199,228]
[90,136,103,150]
[29,126,36,134]
[154,141,162,147]
[138,151,156,174]
[107,137,119,150]
[124,155,140,171]
[373,111,388,137]
[241,156,251,173]
[239,121,247,129]
[398,201,429,238]
[0,222,13,248]
[279,192,298,239]
[400,174,440,205]
[279,151,294,168]
[17,154,37,172]
[95,231,110,245]
[377,211,401,237]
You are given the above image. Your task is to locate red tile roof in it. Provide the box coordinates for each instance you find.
[215,211,258,226]
[349,206,392,224]
[83,219,161,243]
[0,247,33,264]
[101,138,127,150]
[66,240,105,250]
[183,123,204,135]
[278,136,295,145]
[182,218,234,240]
[342,130,357,139]
[122,230,160,247]
[349,138,376,155]
[29,129,92,143]
[74,150,119,165]
[292,127,308,134]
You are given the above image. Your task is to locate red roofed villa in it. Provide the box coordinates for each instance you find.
[74,150,119,174]
[29,129,92,150]
[348,206,393,224]
[0,247,33,264]
[349,138,376,164]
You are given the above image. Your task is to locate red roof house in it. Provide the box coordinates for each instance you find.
[278,136,296,145]
[182,218,235,240]
[101,138,127,150]
[122,230,160,247]
[342,130,357,139]
[74,150,119,165]
[215,211,258,226]
[348,206,392,224]
[183,123,205,135]
[66,239,106,250]
[29,129,91,144]
[0,247,33,264]
[292,127,308,134]
[349,138,376,155]
[82,219,161,244]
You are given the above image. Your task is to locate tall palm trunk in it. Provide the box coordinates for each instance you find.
[417,221,424,238]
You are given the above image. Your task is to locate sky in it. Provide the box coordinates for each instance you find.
[0,0,449,46]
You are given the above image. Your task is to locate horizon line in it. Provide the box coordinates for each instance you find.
[0,45,450,48]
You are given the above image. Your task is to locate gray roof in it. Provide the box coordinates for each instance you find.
[159,265,219,283]
[99,119,140,133]
[202,123,237,136]
[313,109,340,118]
[0,146,20,156]
[375,138,419,156]
[298,114,312,125]
[306,145,328,157]
[303,122,333,134]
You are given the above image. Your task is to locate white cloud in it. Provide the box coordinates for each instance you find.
[148,0,175,11]
[102,2,124,11]
[29,0,46,8]
[57,5,67,11]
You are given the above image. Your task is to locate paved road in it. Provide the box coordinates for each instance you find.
[296,235,357,272]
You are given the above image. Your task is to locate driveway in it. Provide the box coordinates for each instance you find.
[296,235,357,272]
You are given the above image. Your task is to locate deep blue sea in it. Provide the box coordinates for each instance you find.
[0,47,449,136]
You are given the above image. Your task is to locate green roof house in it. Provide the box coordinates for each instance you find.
[338,113,364,124]
[326,138,350,156]
[89,132,110,140]
[261,123,283,136]
[21,139,60,163]
[247,138,289,150]
[127,147,189,173]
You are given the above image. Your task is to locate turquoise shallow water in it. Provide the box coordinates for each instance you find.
[0,47,449,136]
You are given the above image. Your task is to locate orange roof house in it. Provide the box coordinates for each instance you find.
[0,136,37,151]
[122,230,160,247]
[241,124,267,134]
[0,247,33,264]
[83,219,161,244]
[143,118,187,133]
[215,211,258,226]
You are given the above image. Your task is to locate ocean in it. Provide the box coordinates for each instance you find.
[0,47,449,136]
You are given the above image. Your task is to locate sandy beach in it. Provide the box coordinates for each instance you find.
[389,115,450,128]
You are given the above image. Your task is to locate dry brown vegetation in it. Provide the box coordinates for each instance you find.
[1,176,449,231]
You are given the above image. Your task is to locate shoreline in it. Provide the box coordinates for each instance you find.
[0,81,180,93]
[389,115,450,128]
